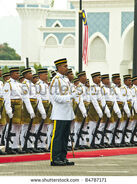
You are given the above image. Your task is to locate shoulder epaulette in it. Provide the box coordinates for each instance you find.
[22,80,26,84]
[55,76,59,79]
[7,79,11,83]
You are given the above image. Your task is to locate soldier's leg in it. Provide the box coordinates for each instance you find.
[50,120,65,162]
[88,121,97,145]
[125,120,136,143]
[61,120,71,161]
[95,123,105,145]
[47,123,53,149]
[73,121,81,147]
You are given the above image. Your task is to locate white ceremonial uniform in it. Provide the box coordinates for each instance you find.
[89,83,111,145]
[0,81,4,143]
[36,79,53,149]
[131,84,137,142]
[20,79,46,149]
[3,78,22,149]
[73,82,88,147]
[101,85,121,144]
[50,72,75,121]
[121,84,134,143]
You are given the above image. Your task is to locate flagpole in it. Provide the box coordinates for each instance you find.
[133,0,137,76]
[79,0,83,72]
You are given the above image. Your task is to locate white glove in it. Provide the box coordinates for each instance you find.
[0,114,1,119]
[30,113,35,119]
[98,111,103,118]
[127,113,131,118]
[117,112,122,119]
[71,92,78,99]
[82,112,87,118]
[8,112,13,119]
[105,108,111,118]
[42,114,47,120]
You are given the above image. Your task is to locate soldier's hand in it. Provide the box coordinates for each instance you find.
[0,114,1,119]
[8,112,13,119]
[127,113,131,118]
[105,109,111,118]
[98,111,103,118]
[30,113,35,119]
[42,114,47,120]
[117,112,122,119]
[82,112,87,118]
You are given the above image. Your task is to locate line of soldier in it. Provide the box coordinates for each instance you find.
[0,67,53,155]
[0,63,137,156]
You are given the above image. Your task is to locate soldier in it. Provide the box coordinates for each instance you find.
[101,74,121,147]
[2,72,10,82]
[19,75,25,84]
[0,68,7,155]
[36,68,53,152]
[74,71,88,149]
[111,73,131,146]
[73,78,79,87]
[131,76,137,144]
[120,75,134,146]
[20,68,46,153]
[3,67,25,154]
[50,58,76,166]
[89,72,110,148]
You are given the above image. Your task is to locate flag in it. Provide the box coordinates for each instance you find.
[82,10,88,65]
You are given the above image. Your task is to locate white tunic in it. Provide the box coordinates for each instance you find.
[50,72,75,121]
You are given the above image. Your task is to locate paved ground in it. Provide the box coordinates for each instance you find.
[0,154,137,176]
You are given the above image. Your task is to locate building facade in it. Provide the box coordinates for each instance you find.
[16,0,134,79]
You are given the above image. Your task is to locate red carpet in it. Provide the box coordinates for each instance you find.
[0,147,137,164]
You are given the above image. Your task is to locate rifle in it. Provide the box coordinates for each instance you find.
[111,118,121,145]
[34,103,51,149]
[90,105,106,147]
[75,105,90,148]
[23,102,39,150]
[5,106,16,152]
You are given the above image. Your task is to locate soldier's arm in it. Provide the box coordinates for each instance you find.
[3,82,12,115]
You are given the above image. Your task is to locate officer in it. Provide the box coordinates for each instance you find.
[50,58,76,166]
[3,67,25,154]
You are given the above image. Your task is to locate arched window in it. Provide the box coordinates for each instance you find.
[45,36,58,47]
[89,36,106,62]
[54,23,60,28]
[63,36,75,47]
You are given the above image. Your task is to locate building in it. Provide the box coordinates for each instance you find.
[16,0,134,79]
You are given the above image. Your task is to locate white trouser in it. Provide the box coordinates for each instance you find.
[5,124,22,149]
[20,124,35,148]
[0,125,4,144]
[47,123,53,149]
[133,120,137,142]
[68,121,75,147]
[115,121,126,144]
[73,122,86,146]
[125,120,136,143]
[86,121,97,145]
[104,122,116,144]
[34,124,47,148]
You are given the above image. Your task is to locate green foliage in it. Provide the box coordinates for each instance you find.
[0,43,21,60]
[2,66,9,73]
[50,0,54,7]
[34,64,43,73]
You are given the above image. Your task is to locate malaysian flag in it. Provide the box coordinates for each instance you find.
[82,10,88,65]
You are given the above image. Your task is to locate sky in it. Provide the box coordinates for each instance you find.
[0,0,68,54]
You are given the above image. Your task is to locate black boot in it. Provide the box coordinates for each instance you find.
[0,150,7,155]
[51,160,66,166]
[6,148,17,155]
[13,148,26,154]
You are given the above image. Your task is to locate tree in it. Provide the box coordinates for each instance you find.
[0,43,21,60]
[50,0,54,7]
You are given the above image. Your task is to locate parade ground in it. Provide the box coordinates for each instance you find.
[0,149,137,176]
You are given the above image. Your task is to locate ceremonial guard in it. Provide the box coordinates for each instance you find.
[131,76,137,144]
[2,72,10,82]
[3,67,25,154]
[36,68,53,151]
[50,58,75,166]
[89,72,110,148]
[20,68,46,153]
[120,75,134,146]
[101,74,121,147]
